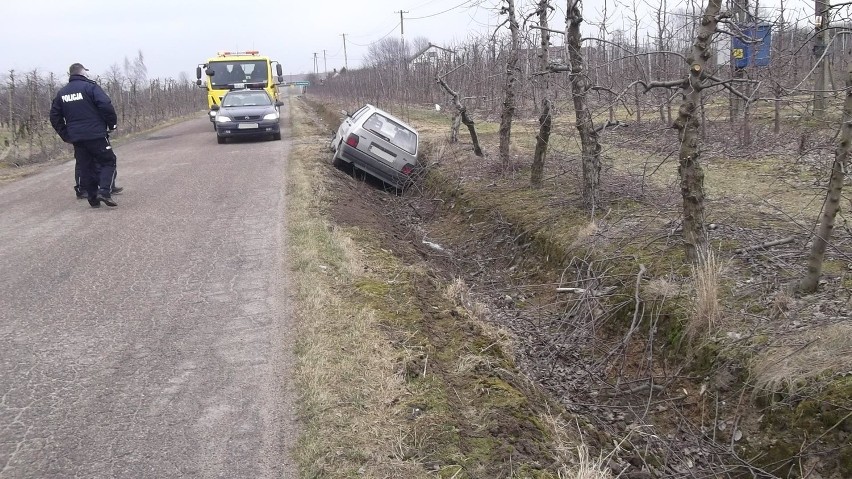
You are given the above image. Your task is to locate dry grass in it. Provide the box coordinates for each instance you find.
[643,277,682,302]
[444,277,516,363]
[287,98,430,478]
[751,322,852,396]
[770,290,795,320]
[539,412,613,479]
[686,248,726,341]
[559,446,614,479]
[445,277,489,322]
[569,220,600,250]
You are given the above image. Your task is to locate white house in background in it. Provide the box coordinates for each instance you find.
[408,43,457,69]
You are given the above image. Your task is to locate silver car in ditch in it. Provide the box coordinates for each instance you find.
[329,104,419,189]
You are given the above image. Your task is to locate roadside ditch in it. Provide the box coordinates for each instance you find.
[293,95,852,479]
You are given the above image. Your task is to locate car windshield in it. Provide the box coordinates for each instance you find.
[222,92,272,107]
[209,60,269,87]
[363,113,417,154]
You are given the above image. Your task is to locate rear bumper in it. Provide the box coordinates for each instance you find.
[339,144,414,188]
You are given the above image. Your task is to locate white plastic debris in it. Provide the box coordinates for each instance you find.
[422,240,445,252]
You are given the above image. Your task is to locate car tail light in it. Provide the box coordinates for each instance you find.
[345,133,359,147]
[401,164,414,175]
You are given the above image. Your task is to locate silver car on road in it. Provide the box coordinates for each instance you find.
[330,104,419,189]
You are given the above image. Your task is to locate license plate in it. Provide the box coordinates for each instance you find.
[369,144,395,163]
[238,123,258,129]
[234,83,245,89]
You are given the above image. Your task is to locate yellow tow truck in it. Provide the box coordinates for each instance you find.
[195,51,284,125]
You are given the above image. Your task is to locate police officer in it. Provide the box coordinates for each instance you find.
[49,62,119,208]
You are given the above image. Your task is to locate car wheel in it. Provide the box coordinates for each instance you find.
[273,132,282,141]
[332,145,346,168]
[217,135,226,144]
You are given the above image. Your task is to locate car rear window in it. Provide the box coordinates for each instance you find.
[362,113,417,154]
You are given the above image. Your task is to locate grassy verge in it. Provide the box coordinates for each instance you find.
[286,100,427,478]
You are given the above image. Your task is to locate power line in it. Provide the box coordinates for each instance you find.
[407,0,480,20]
[348,22,401,46]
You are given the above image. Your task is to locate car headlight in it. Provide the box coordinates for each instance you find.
[215,115,232,123]
[263,112,279,120]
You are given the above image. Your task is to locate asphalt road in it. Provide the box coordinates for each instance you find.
[0,104,298,477]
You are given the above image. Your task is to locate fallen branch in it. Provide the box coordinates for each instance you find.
[599,382,664,398]
[733,236,796,254]
[556,286,617,296]
[594,120,629,133]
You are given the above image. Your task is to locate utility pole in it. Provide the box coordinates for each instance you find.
[814,0,831,117]
[394,10,409,101]
[323,50,327,78]
[313,52,318,75]
[395,10,409,62]
[341,34,349,70]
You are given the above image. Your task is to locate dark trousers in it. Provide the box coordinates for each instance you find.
[73,137,117,199]
[74,162,116,194]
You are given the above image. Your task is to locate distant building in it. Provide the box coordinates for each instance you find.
[408,43,457,69]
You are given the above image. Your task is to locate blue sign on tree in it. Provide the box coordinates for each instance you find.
[732,24,772,69]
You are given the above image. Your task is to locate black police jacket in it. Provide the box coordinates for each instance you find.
[49,74,118,143]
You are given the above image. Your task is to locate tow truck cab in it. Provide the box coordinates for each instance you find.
[195,51,284,122]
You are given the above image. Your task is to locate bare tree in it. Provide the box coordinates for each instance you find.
[799,66,852,292]
[814,0,831,117]
[0,63,200,168]
[671,0,726,262]
[530,0,553,187]
[498,0,521,171]
[366,38,407,67]
[629,0,643,124]
[566,0,603,212]
[133,50,148,85]
[654,0,672,124]
[437,70,484,157]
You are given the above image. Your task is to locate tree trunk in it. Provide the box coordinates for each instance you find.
[531,0,552,188]
[773,88,781,134]
[814,0,830,118]
[741,72,754,147]
[742,100,752,147]
[673,0,723,262]
[498,0,520,171]
[532,99,552,187]
[437,77,484,157]
[633,17,641,125]
[450,113,461,143]
[566,0,602,212]
[799,67,852,293]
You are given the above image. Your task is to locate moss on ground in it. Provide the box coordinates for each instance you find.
[746,375,852,477]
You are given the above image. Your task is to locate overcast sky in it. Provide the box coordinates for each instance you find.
[1,0,815,81]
